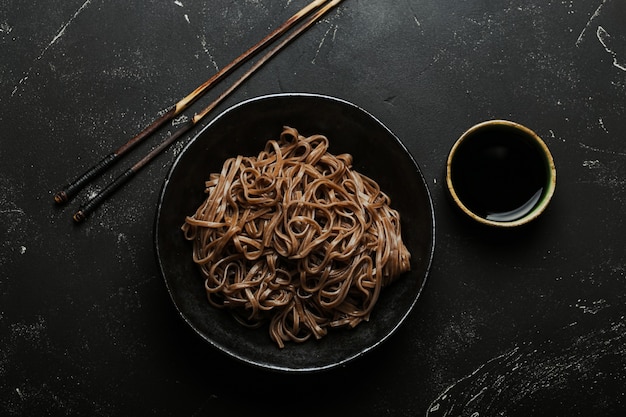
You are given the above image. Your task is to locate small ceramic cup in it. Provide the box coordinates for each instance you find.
[446,120,556,227]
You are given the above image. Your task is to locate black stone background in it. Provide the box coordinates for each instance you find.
[1,0,625,415]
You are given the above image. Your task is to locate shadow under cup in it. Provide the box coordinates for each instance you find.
[446,120,556,228]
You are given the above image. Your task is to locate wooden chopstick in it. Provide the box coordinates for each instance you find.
[72,0,344,223]
[54,0,330,205]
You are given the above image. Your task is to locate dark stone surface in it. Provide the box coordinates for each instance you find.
[1,0,625,415]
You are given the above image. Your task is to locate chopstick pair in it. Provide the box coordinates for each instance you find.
[54,0,344,223]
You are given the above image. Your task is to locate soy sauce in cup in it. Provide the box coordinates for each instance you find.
[446,120,556,227]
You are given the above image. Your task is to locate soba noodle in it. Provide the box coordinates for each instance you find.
[182,126,411,348]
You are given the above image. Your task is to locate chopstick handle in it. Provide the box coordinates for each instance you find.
[54,153,118,204]
[54,106,176,205]
[72,168,136,223]
[72,120,195,223]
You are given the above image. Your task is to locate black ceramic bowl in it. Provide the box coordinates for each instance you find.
[155,93,435,372]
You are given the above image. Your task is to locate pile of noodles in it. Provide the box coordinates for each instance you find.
[182,126,411,348]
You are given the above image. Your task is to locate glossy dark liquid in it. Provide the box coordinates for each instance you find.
[451,127,547,222]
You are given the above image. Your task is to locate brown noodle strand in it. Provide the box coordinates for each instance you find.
[182,126,411,348]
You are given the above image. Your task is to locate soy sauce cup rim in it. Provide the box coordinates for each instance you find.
[446,120,556,228]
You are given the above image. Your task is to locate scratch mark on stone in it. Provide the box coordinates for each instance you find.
[596,26,626,72]
[384,95,397,105]
[427,348,521,416]
[583,159,601,169]
[10,0,93,97]
[172,114,189,127]
[579,142,626,157]
[576,0,607,47]
[15,388,24,400]
[43,0,93,58]
[198,34,219,72]
[0,208,26,216]
[312,24,336,64]
[573,298,609,315]
[426,315,626,416]
[0,21,13,34]
[598,117,609,133]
